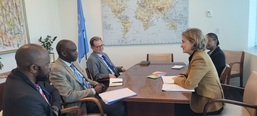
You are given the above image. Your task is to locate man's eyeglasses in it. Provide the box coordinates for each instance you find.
[94,44,104,49]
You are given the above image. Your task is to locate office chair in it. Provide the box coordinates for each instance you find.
[146,53,174,62]
[203,71,257,116]
[61,97,104,116]
[85,67,109,88]
[223,50,245,87]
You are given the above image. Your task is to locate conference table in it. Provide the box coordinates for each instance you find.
[107,62,192,116]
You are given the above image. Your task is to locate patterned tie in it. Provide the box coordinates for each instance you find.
[70,64,92,89]
[102,55,119,76]
[35,84,50,105]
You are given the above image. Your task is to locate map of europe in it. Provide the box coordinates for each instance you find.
[101,0,188,45]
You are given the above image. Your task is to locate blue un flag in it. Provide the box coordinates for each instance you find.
[77,0,89,62]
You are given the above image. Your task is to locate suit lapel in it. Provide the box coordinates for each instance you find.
[56,59,83,87]
[93,53,110,70]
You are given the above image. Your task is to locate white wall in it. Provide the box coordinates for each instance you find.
[0,0,253,85]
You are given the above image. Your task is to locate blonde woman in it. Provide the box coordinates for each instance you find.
[174,28,224,116]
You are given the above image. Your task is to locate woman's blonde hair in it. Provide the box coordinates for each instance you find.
[182,28,206,51]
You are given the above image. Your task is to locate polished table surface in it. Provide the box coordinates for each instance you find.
[108,62,191,116]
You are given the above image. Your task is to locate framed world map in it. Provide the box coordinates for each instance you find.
[101,0,188,46]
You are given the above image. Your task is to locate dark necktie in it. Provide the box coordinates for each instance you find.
[102,55,119,77]
[70,64,92,89]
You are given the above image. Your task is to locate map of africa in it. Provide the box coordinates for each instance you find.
[101,0,188,45]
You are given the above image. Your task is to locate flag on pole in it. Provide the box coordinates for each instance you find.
[77,0,89,62]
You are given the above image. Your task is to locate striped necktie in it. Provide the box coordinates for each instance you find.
[70,64,92,89]
[35,84,50,105]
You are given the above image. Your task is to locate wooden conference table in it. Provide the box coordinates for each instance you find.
[107,62,191,116]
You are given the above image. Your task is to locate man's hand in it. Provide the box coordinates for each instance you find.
[94,84,104,93]
[109,74,116,78]
[121,67,126,72]
[100,83,107,92]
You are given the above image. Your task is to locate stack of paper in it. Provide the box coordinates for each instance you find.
[99,88,137,105]
[109,78,123,87]
[161,76,194,92]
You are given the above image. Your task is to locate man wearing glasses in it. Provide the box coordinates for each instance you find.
[86,36,126,86]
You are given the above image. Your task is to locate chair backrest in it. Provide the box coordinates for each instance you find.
[223,50,244,73]
[85,68,93,80]
[146,53,173,63]
[220,64,230,84]
[243,71,257,116]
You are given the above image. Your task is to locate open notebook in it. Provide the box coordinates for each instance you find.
[161,76,194,92]
[99,88,137,105]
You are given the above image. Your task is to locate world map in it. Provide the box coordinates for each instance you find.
[101,0,188,45]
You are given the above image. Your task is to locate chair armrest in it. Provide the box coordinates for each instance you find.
[228,62,240,69]
[203,98,257,116]
[221,84,244,101]
[61,106,81,116]
[62,97,104,116]
[77,97,104,116]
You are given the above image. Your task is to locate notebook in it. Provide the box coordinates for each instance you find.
[99,88,137,105]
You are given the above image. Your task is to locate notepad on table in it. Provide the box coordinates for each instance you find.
[109,78,123,87]
[161,76,176,84]
[162,84,194,92]
[161,76,194,92]
[99,88,137,105]
[171,65,185,69]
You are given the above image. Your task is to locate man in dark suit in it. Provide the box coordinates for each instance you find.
[3,44,61,116]
[86,36,126,85]
[206,33,226,76]
[49,39,125,116]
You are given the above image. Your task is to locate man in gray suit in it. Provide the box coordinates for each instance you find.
[86,36,126,86]
[49,39,125,116]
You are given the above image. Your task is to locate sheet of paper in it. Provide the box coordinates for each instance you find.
[109,78,123,87]
[161,76,176,84]
[162,84,194,92]
[99,88,137,105]
[171,65,185,69]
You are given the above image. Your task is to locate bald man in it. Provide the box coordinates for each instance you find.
[50,40,125,116]
[3,44,61,116]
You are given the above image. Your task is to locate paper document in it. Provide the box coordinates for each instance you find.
[162,84,194,92]
[171,65,185,69]
[161,76,176,84]
[99,88,137,105]
[109,78,123,87]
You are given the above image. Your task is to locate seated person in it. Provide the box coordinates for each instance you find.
[86,36,126,85]
[3,44,61,116]
[174,28,224,116]
[49,39,125,116]
[206,33,226,76]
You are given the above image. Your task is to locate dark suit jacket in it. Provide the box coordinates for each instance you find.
[86,52,122,81]
[174,51,224,113]
[3,69,61,116]
[50,58,99,115]
[209,46,226,76]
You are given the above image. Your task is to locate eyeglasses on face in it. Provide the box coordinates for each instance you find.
[94,44,104,49]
